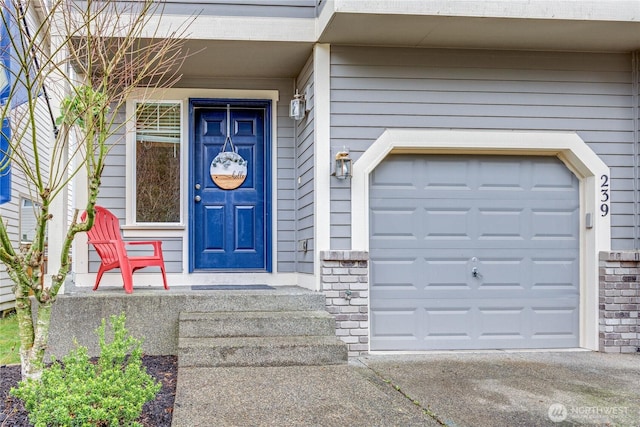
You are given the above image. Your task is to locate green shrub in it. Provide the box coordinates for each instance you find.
[11,314,161,427]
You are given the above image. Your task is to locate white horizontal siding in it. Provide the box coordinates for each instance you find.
[0,96,53,311]
[0,1,55,310]
[330,46,635,250]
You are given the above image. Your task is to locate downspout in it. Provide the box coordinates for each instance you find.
[632,52,639,249]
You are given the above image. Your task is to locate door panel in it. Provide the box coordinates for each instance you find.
[204,206,225,250]
[191,103,269,270]
[370,155,580,350]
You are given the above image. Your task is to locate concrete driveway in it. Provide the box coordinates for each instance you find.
[172,351,639,426]
[359,351,640,427]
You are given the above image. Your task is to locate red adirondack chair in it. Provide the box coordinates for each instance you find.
[81,206,169,294]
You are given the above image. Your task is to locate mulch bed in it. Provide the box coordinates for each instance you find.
[0,355,177,427]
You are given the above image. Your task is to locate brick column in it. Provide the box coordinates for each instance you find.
[320,250,369,357]
[599,252,640,353]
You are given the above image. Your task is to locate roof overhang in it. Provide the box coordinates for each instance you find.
[62,1,640,81]
[177,1,640,80]
[141,13,318,80]
[178,39,314,80]
[319,14,640,52]
[318,0,640,52]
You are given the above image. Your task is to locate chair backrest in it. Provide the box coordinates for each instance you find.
[81,206,125,264]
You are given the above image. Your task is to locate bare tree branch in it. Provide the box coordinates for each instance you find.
[0,0,193,380]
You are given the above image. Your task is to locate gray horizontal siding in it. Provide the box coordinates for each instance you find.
[330,46,635,250]
[96,108,127,213]
[89,142,185,279]
[88,238,183,275]
[332,90,631,108]
[175,75,297,272]
[130,0,316,18]
[93,78,297,274]
[295,54,315,274]
[274,79,297,273]
[635,51,640,247]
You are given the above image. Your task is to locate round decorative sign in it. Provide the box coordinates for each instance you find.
[210,151,247,190]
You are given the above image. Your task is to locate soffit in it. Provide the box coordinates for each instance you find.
[318,13,640,52]
[177,40,314,80]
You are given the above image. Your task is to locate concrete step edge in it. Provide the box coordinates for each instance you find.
[178,335,345,349]
[177,336,348,367]
[180,292,328,312]
[179,310,334,321]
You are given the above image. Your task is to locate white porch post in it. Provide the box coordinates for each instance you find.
[45,34,69,289]
[313,44,331,291]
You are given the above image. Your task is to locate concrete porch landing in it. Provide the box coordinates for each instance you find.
[45,286,342,360]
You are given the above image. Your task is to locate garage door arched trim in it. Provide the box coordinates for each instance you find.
[351,129,610,351]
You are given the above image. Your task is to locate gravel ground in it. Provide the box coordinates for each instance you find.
[0,355,177,427]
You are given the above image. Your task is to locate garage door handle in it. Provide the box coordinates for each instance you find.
[472,267,479,278]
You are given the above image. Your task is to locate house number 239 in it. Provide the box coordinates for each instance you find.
[600,174,610,217]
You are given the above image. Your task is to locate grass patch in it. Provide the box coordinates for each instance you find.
[0,312,20,365]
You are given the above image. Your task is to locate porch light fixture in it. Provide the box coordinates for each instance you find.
[289,89,306,121]
[332,148,352,180]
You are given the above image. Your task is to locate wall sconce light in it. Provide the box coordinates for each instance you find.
[289,89,306,121]
[332,149,352,179]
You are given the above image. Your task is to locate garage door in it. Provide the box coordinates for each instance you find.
[369,155,580,351]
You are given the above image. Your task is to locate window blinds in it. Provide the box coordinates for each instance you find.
[135,103,180,144]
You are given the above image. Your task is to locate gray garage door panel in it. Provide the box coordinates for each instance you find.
[371,299,579,350]
[370,155,580,351]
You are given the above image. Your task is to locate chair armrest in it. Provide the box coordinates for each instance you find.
[87,239,119,245]
[125,241,162,246]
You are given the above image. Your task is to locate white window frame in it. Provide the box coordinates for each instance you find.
[125,99,186,234]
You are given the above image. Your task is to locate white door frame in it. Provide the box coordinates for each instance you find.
[351,129,611,351]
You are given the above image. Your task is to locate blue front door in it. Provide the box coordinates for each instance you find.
[190,100,270,271]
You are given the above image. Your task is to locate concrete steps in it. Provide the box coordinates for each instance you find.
[178,335,347,367]
[179,310,337,338]
[177,291,347,368]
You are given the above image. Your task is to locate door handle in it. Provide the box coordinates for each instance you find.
[194,195,201,202]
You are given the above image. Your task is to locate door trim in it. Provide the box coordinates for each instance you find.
[352,129,610,351]
[188,98,272,272]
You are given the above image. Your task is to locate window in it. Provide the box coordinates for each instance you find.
[20,198,41,243]
[134,102,181,223]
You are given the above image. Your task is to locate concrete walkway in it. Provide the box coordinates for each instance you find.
[171,364,440,426]
[171,351,640,427]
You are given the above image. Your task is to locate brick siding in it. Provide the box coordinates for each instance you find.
[321,250,639,356]
[599,252,640,353]
[320,250,369,356]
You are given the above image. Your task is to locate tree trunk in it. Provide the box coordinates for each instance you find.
[15,293,54,380]
[15,296,38,380]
